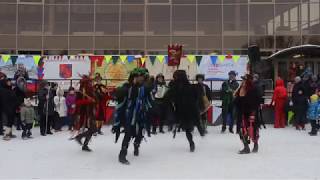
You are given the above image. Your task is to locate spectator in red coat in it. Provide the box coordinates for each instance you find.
[271,78,288,128]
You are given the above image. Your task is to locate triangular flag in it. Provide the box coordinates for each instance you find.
[104,55,112,64]
[1,55,10,63]
[187,55,196,63]
[165,56,169,64]
[196,56,203,66]
[33,55,41,65]
[140,57,146,65]
[218,55,225,62]
[120,55,127,63]
[11,55,18,65]
[112,56,118,64]
[233,55,240,63]
[68,55,75,60]
[210,56,217,64]
[127,56,135,63]
[157,55,165,63]
[149,56,156,65]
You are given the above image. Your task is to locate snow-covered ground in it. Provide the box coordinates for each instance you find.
[0,125,319,179]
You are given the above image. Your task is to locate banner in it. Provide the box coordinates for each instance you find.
[198,55,248,81]
[43,56,91,80]
[0,56,38,79]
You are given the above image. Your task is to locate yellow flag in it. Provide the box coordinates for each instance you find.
[120,55,127,63]
[33,55,41,65]
[141,57,146,65]
[1,55,10,63]
[104,55,112,64]
[218,55,225,62]
[187,55,196,63]
[157,55,165,63]
[233,55,240,63]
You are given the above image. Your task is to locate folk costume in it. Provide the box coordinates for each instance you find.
[234,74,260,154]
[166,70,203,152]
[74,75,97,152]
[112,68,153,165]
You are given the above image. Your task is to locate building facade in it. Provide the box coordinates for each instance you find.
[0,0,319,56]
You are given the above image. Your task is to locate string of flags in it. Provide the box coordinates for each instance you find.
[0,54,246,66]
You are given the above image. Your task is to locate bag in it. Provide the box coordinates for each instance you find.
[200,96,210,115]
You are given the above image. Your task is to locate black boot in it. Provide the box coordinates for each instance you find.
[134,143,139,156]
[221,126,226,133]
[190,142,195,152]
[151,127,157,134]
[159,127,165,134]
[239,143,250,154]
[252,143,258,153]
[119,150,130,165]
[82,145,92,152]
[74,135,83,146]
[229,128,234,134]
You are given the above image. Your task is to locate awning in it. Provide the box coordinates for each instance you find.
[267,44,320,60]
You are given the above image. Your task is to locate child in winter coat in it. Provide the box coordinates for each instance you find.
[293,88,309,130]
[20,98,35,139]
[271,78,288,128]
[307,94,320,136]
[66,87,76,131]
[54,87,67,131]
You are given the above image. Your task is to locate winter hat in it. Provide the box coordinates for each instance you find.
[311,94,319,103]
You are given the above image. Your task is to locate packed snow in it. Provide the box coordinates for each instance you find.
[0,125,319,179]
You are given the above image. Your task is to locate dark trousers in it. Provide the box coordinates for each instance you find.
[15,113,22,130]
[186,129,194,145]
[121,125,143,151]
[76,120,97,146]
[55,116,67,130]
[22,123,32,137]
[152,100,166,131]
[0,112,3,134]
[39,114,53,135]
[222,104,234,130]
[310,120,320,134]
[4,112,15,128]
[67,115,75,130]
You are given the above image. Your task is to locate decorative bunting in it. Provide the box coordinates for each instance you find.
[140,57,146,65]
[218,55,225,62]
[112,56,118,64]
[68,55,75,60]
[233,55,240,63]
[33,55,41,65]
[165,56,169,64]
[210,56,217,64]
[11,55,18,65]
[187,55,196,63]
[149,56,157,65]
[120,55,127,63]
[104,55,112,64]
[196,56,203,66]
[157,55,165,63]
[1,55,10,63]
[127,56,135,63]
[90,56,104,67]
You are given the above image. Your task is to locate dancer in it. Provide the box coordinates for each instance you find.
[74,75,97,152]
[166,70,202,152]
[93,75,107,135]
[112,68,152,165]
[234,74,260,154]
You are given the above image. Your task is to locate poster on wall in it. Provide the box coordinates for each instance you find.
[0,56,38,79]
[43,56,91,80]
[198,56,248,81]
[91,58,138,87]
